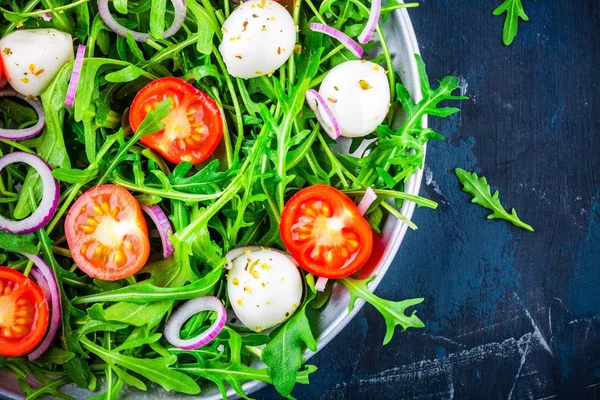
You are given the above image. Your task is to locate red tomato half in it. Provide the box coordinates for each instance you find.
[65,185,150,281]
[280,185,374,278]
[0,267,49,357]
[129,77,223,165]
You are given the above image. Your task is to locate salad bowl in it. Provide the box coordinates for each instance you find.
[0,3,425,400]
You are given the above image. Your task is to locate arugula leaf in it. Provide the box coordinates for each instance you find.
[80,338,200,395]
[262,276,318,397]
[97,98,172,185]
[0,231,37,253]
[178,329,316,399]
[52,167,98,184]
[73,265,222,304]
[33,348,75,367]
[340,276,425,344]
[91,255,195,328]
[455,168,534,231]
[493,0,529,46]
[14,64,72,219]
[355,54,466,195]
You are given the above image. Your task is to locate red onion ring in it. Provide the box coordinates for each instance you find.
[357,187,378,215]
[64,45,86,108]
[0,90,46,140]
[141,204,174,258]
[97,0,187,42]
[305,89,341,140]
[357,0,381,45]
[20,252,61,361]
[225,246,299,270]
[309,23,364,59]
[164,296,226,350]
[0,152,59,234]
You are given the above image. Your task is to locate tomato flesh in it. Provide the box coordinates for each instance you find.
[129,77,223,165]
[65,184,150,281]
[280,185,373,278]
[0,267,49,357]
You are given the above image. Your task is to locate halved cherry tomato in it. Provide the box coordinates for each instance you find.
[0,267,49,357]
[129,77,223,165]
[65,184,150,281]
[280,185,373,279]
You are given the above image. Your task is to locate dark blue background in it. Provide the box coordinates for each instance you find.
[261,1,600,398]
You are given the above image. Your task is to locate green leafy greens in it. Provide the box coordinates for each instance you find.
[0,0,465,398]
[493,0,529,46]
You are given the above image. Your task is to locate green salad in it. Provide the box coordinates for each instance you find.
[0,0,464,398]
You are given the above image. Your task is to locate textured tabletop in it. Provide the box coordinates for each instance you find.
[260,1,600,398]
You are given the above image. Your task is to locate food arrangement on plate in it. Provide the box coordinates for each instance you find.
[0,0,465,398]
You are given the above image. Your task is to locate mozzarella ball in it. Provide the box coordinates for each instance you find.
[0,29,74,97]
[218,0,296,79]
[318,60,391,138]
[227,248,303,332]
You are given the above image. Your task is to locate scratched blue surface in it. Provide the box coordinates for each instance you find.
[258,1,600,398]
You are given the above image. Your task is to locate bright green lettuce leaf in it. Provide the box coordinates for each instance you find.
[340,276,425,344]
[455,168,534,231]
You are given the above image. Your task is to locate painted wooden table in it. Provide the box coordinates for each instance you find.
[260,1,600,398]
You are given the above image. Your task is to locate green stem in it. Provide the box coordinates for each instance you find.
[46,135,118,235]
[213,44,244,159]
[3,0,40,35]
[1,0,89,17]
[40,0,72,32]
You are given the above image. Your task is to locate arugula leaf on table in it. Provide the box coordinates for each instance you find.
[80,338,200,395]
[340,276,425,344]
[178,329,316,400]
[455,168,534,231]
[261,275,318,397]
[0,231,37,253]
[493,0,529,46]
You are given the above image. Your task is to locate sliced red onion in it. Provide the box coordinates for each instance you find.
[305,89,341,140]
[141,204,174,258]
[0,90,46,140]
[0,152,59,234]
[0,77,7,88]
[164,296,226,350]
[309,23,364,59]
[33,11,52,21]
[357,187,378,215]
[97,0,187,42]
[64,45,86,108]
[225,246,299,270]
[20,252,62,361]
[315,276,328,292]
[357,0,381,44]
